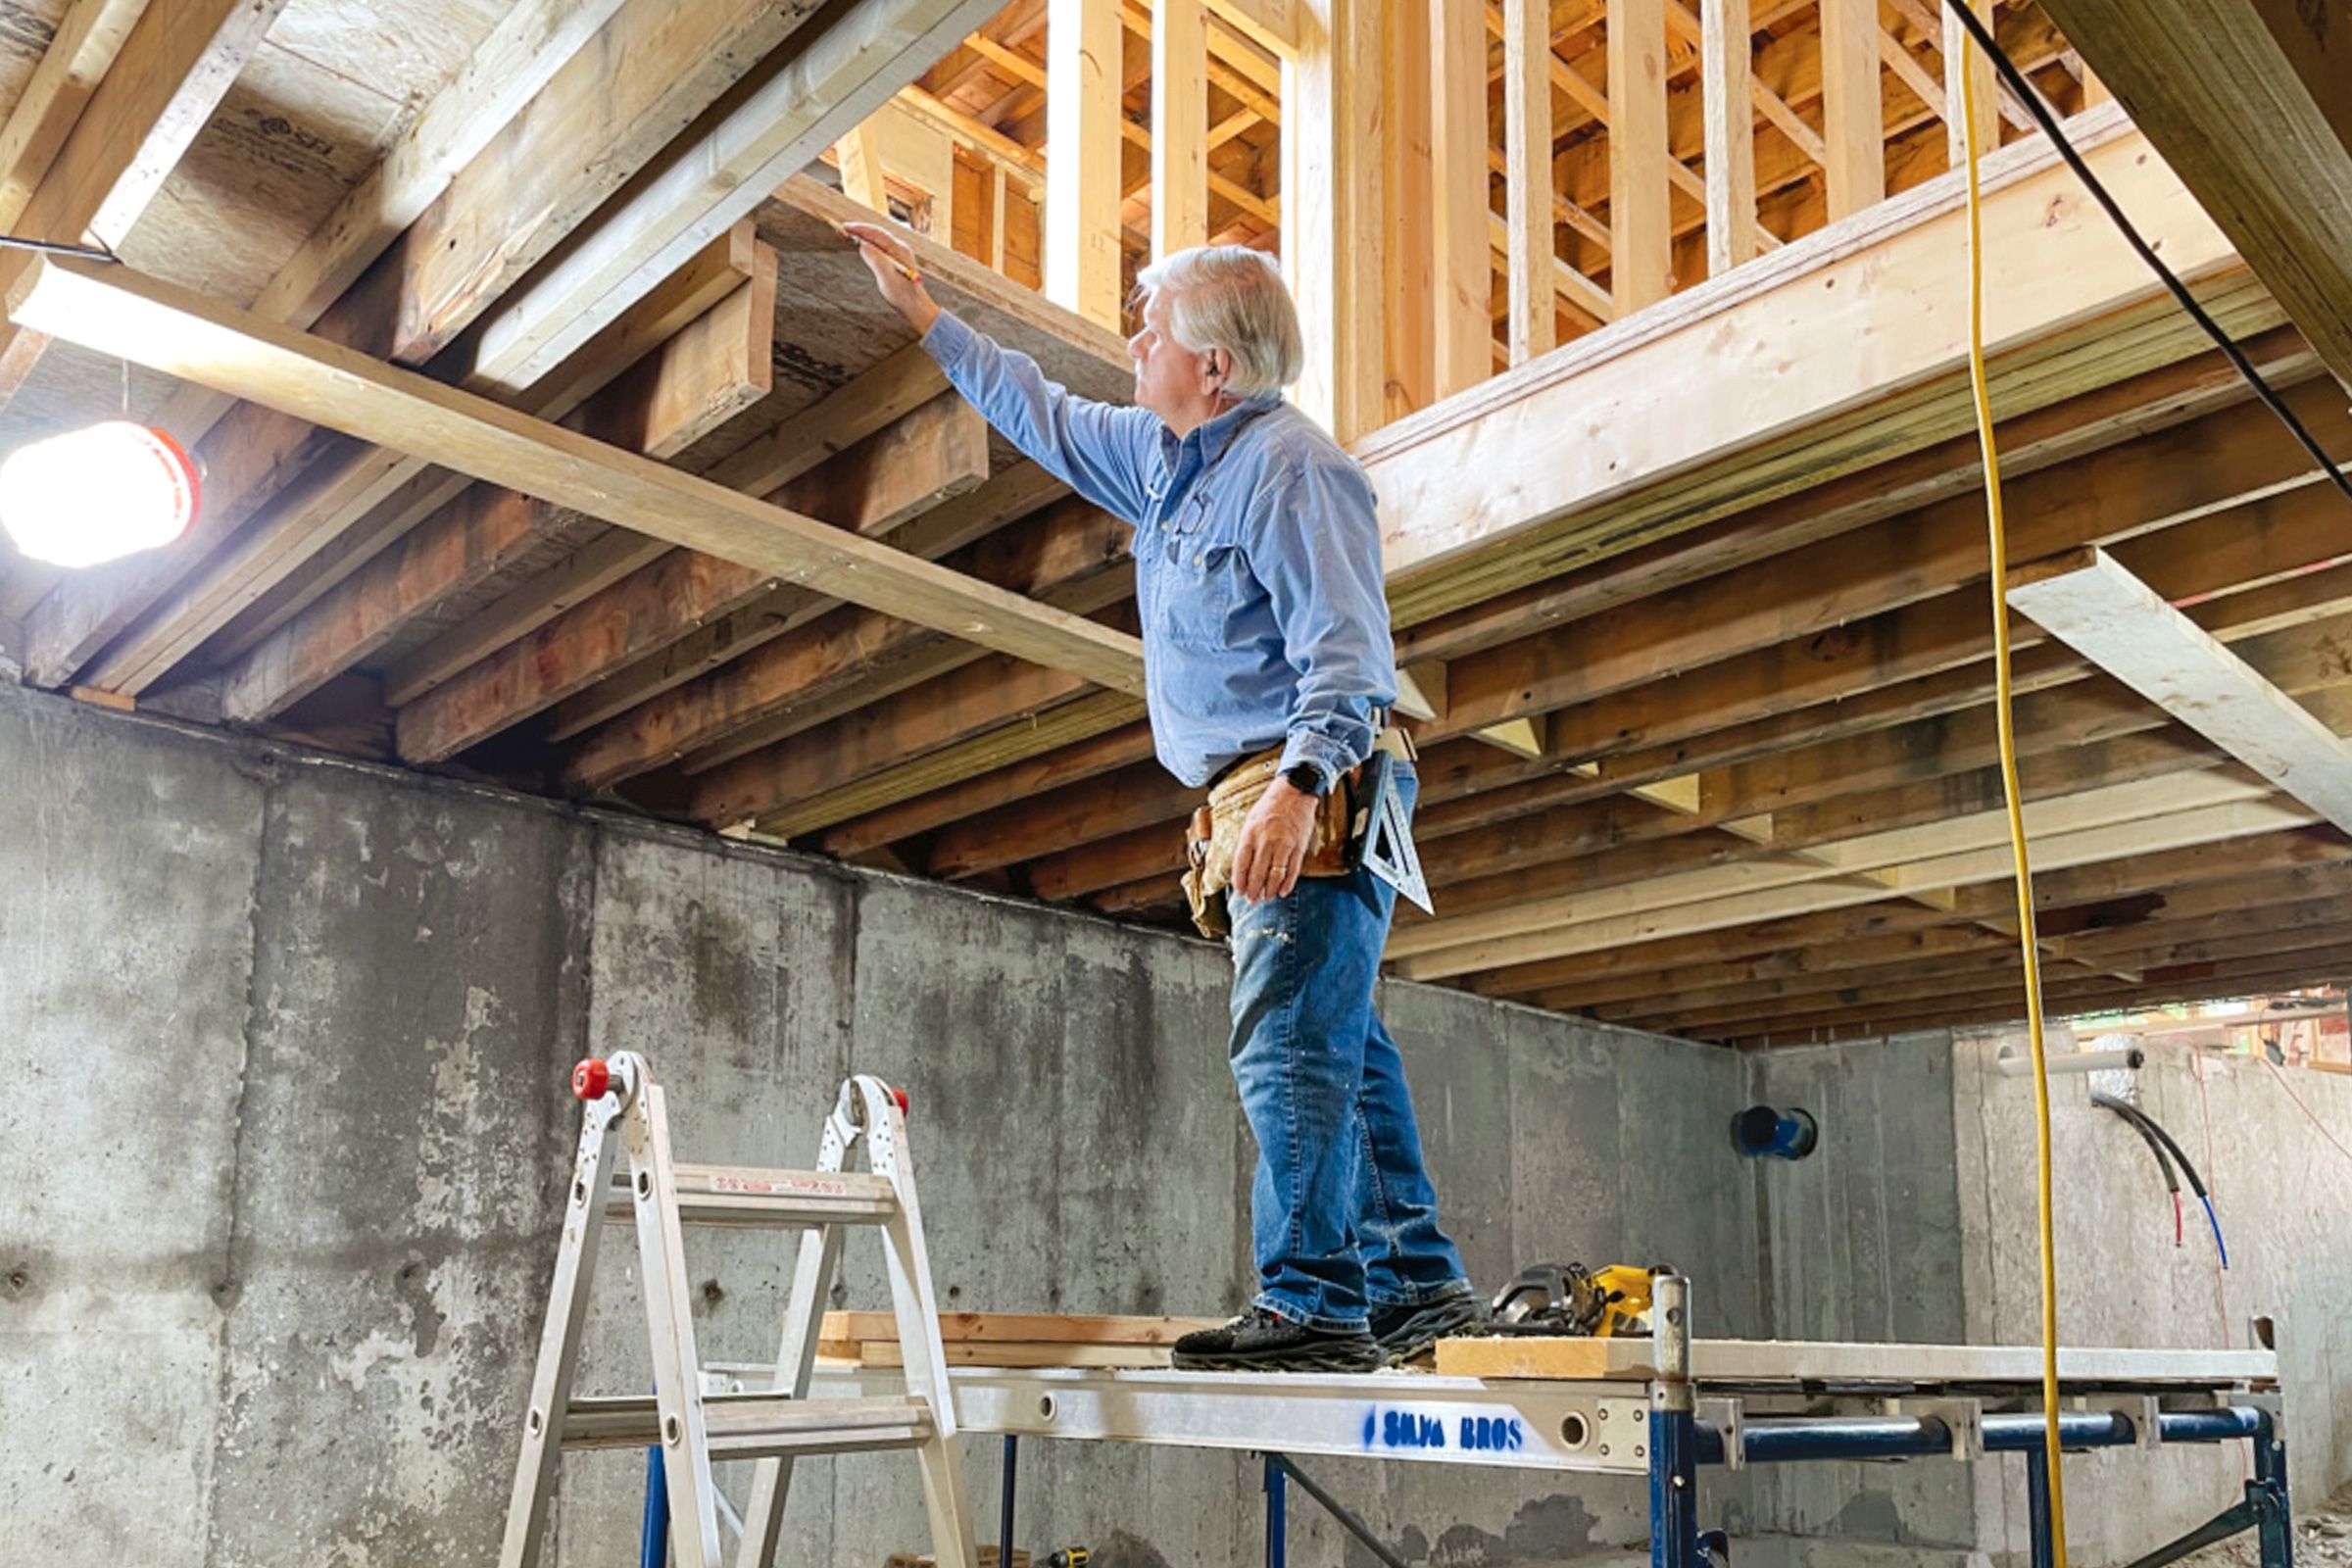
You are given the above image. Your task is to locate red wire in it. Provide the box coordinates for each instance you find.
[2172,1192,2183,1248]
[2259,1052,2352,1166]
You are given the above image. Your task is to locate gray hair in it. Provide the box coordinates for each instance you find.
[1134,245,1303,400]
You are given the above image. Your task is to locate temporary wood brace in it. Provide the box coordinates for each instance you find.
[500,1053,976,1568]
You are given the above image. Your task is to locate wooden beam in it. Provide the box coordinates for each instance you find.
[0,0,148,229]
[1606,0,1675,312]
[836,121,889,210]
[397,393,998,767]
[1941,3,1998,170]
[1430,0,1493,393]
[544,462,1066,745]
[1044,0,1123,326]
[821,718,1159,858]
[749,689,1149,840]
[10,256,1145,696]
[26,0,1007,699]
[220,244,783,723]
[2008,547,2352,835]
[0,0,287,402]
[69,220,764,699]
[690,654,1108,829]
[1501,0,1556,366]
[1381,0,1435,421]
[1881,26,1944,124]
[1425,384,2352,743]
[2034,0,2352,391]
[215,0,636,378]
[1151,0,1210,257]
[1700,0,1759,275]
[1201,0,1299,58]
[1359,119,2263,625]
[1282,0,1384,441]
[1817,0,1886,219]
[469,0,1010,389]
[560,497,1122,785]
[1391,777,2314,980]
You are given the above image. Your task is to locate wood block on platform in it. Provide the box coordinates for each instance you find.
[824,1310,1220,1346]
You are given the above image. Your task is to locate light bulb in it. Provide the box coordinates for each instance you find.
[0,420,201,568]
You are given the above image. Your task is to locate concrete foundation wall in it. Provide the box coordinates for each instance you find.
[1952,1027,2352,1563]
[1755,1025,2352,1566]
[0,683,1764,1568]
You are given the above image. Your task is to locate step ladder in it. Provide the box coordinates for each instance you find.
[500,1052,976,1568]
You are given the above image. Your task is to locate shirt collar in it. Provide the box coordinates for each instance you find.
[1160,394,1281,466]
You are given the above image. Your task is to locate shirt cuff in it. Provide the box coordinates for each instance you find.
[1277,729,1355,795]
[921,309,975,366]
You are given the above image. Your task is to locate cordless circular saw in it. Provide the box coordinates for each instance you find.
[1488,1262,1672,1339]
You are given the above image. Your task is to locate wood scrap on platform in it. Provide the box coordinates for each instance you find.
[1436,1335,2278,1388]
[816,1310,1221,1369]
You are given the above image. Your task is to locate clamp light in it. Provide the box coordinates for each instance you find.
[0,419,201,567]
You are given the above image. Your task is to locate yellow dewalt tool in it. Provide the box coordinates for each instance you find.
[1489,1262,1674,1339]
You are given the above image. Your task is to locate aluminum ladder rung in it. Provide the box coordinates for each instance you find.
[604,1163,899,1227]
[562,1393,936,1459]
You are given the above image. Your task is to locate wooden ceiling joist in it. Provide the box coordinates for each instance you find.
[2009,547,2352,834]
[1363,115,2260,624]
[7,256,1147,694]
[2034,0,2352,391]
[21,0,1010,705]
[220,236,784,723]
[0,0,288,402]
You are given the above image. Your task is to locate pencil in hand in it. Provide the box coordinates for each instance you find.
[833,220,921,283]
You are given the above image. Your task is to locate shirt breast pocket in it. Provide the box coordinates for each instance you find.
[1155,514,1255,652]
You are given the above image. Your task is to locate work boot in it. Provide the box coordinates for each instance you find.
[1369,1289,1487,1365]
[1170,1306,1382,1372]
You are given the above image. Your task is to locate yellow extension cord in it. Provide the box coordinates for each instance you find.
[1959,47,2070,1564]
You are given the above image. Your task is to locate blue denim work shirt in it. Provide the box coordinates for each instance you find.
[922,311,1396,791]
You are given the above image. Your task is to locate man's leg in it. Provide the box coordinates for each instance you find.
[1355,1008,1481,1358]
[1171,870,1385,1370]
[1343,764,1478,1358]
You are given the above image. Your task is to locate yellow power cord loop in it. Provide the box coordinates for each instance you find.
[1960,48,2070,1563]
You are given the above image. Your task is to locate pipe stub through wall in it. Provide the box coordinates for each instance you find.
[1732,1105,1818,1160]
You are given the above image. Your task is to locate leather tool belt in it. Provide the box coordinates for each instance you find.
[1181,726,1416,939]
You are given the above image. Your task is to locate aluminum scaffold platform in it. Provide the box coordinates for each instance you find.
[510,1056,2290,1568]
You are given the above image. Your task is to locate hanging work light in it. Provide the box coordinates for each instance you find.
[0,420,201,568]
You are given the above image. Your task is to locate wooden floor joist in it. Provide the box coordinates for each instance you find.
[4,0,2338,1038]
[8,257,1147,697]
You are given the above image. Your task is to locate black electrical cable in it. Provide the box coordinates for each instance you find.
[2093,1091,2230,1265]
[2095,1095,2179,1195]
[2092,1092,2206,1197]
[1943,0,2352,508]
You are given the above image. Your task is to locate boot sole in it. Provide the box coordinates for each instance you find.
[1375,1296,1486,1365]
[1171,1342,1383,1374]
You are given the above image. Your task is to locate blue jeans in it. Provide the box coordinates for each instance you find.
[1224,763,1470,1329]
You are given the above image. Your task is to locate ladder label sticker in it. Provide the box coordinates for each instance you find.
[708,1174,858,1197]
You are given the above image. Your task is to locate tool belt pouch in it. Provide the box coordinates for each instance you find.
[1181,750,1352,939]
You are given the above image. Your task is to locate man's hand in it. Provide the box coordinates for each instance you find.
[840,220,941,335]
[1232,778,1322,904]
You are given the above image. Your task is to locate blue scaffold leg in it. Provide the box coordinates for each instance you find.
[640,1438,670,1568]
[2255,1412,2295,1568]
[1649,1275,1702,1568]
[1001,1433,1021,1567]
[1651,1401,1700,1568]
[2025,1445,2057,1568]
[1264,1451,1288,1568]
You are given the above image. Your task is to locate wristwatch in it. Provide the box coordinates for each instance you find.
[1283,762,1329,798]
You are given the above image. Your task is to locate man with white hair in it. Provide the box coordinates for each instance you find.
[845,221,1478,1372]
